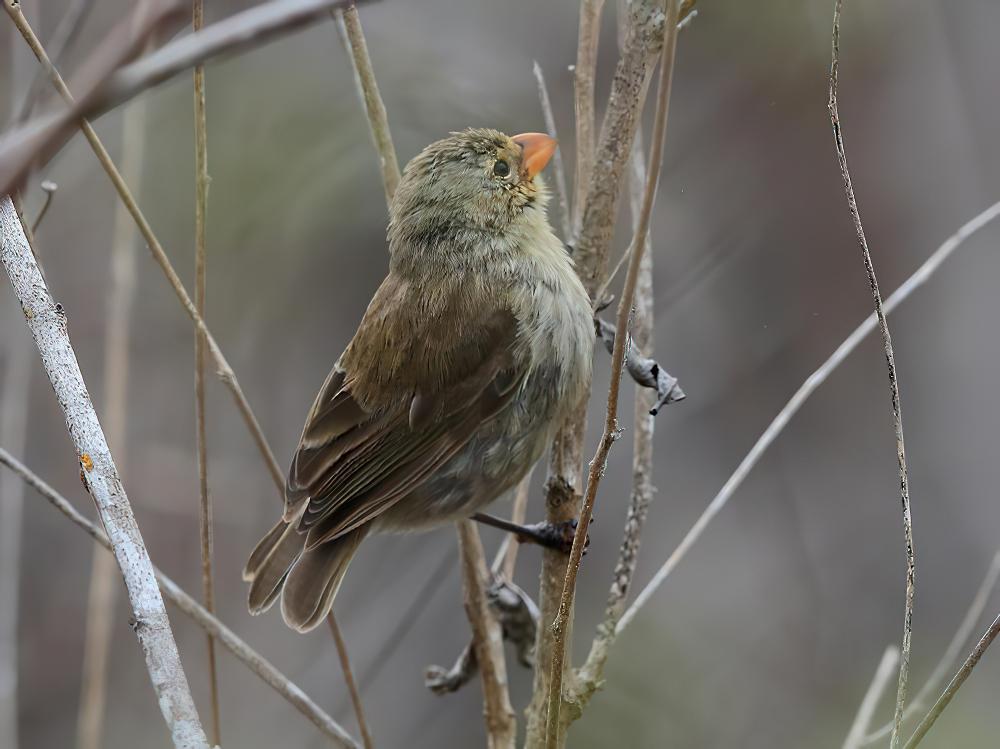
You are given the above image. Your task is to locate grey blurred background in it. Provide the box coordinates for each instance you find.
[3,0,1000,747]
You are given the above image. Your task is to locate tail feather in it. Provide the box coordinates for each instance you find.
[280,526,367,633]
[245,519,304,615]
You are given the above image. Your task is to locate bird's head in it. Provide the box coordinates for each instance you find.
[388,128,557,259]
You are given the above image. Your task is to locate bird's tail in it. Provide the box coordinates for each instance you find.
[243,518,368,633]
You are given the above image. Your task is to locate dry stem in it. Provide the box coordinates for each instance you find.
[543,2,680,744]
[0,196,208,749]
[829,4,915,745]
[457,520,516,749]
[0,447,360,749]
[333,2,399,206]
[532,62,571,241]
[843,645,900,749]
[327,615,375,749]
[903,611,1000,748]
[571,0,606,236]
[191,0,221,742]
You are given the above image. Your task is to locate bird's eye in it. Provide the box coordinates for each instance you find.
[493,159,511,178]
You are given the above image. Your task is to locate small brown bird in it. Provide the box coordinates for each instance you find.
[244,128,594,632]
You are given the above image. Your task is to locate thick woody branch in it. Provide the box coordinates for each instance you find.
[0,195,208,749]
[571,0,605,235]
[829,4,915,746]
[0,446,360,749]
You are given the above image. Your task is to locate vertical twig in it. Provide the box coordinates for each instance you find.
[843,645,900,749]
[903,611,1000,748]
[191,0,221,743]
[544,3,680,745]
[829,4,915,747]
[0,196,209,749]
[571,0,605,236]
[327,615,375,749]
[333,2,399,206]
[457,520,516,749]
[531,63,571,242]
[76,90,149,749]
[575,0,659,687]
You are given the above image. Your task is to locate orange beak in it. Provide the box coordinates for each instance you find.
[512,132,557,179]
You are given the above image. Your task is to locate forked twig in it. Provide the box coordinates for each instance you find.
[862,551,1000,745]
[903,611,1000,748]
[829,4,914,745]
[544,2,681,744]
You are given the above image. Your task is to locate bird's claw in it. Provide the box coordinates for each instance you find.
[517,518,590,555]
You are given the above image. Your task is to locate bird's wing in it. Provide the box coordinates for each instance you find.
[284,303,524,549]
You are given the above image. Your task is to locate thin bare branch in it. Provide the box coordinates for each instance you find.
[617,198,1000,634]
[903,611,1000,748]
[456,520,516,749]
[327,615,374,749]
[862,551,1000,745]
[6,4,287,493]
[77,89,148,749]
[191,0,221,742]
[532,62,571,241]
[571,0,605,235]
[0,447,360,749]
[843,645,900,749]
[829,4,914,745]
[544,3,681,745]
[0,195,208,749]
[30,180,56,234]
[333,2,399,205]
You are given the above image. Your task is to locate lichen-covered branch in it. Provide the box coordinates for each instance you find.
[0,446,360,749]
[0,195,208,749]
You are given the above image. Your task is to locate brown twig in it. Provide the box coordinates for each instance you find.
[456,520,516,749]
[829,4,915,746]
[327,614,375,749]
[191,0,221,743]
[532,62,571,241]
[30,180,56,234]
[571,0,605,236]
[843,645,901,749]
[903,611,1000,748]
[862,551,1000,745]
[0,446,360,749]
[544,3,680,745]
[333,2,399,206]
[1,196,209,749]
[6,3,287,493]
[76,88,149,749]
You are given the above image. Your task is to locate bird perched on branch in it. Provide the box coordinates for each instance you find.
[244,128,594,632]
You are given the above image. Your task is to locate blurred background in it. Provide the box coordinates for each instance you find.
[3,0,1000,747]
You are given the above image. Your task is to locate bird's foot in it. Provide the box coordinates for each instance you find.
[471,512,589,554]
